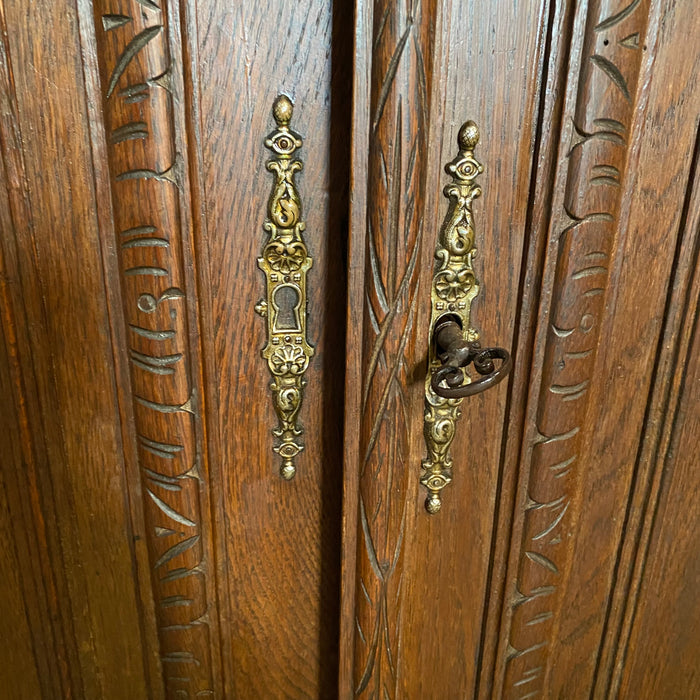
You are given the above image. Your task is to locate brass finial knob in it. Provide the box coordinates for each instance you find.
[458,120,480,151]
[426,494,442,514]
[273,95,294,126]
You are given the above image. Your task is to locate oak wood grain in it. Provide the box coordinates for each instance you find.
[618,251,700,698]
[578,1,700,693]
[2,1,699,698]
[344,0,553,696]
[401,1,550,695]
[486,1,700,697]
[338,0,373,693]
[0,23,69,695]
[192,0,349,696]
[88,0,227,695]
[0,310,44,699]
[351,0,436,696]
[603,133,700,696]
[494,0,654,695]
[0,0,156,695]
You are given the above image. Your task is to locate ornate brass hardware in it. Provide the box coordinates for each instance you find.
[256,95,313,480]
[421,121,511,513]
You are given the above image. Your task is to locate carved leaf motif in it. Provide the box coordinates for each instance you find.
[503,1,650,695]
[354,0,434,696]
[93,0,220,695]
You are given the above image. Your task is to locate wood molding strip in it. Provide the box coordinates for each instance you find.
[593,109,700,698]
[351,0,438,696]
[89,1,221,695]
[498,1,651,696]
[606,124,700,699]
[474,0,571,695]
[1,0,165,692]
[338,0,374,694]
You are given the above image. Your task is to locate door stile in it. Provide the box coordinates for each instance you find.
[568,1,700,694]
[382,0,551,695]
[338,0,373,694]
[342,0,555,695]
[193,0,347,694]
[613,152,700,696]
[604,111,700,700]
[472,0,570,694]
[75,0,166,695]
[170,0,235,693]
[0,0,163,694]
[0,14,82,696]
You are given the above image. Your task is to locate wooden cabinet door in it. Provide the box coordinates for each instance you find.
[341,0,700,699]
[1,0,699,698]
[0,0,349,697]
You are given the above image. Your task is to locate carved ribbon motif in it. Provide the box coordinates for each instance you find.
[422,121,483,513]
[256,95,313,480]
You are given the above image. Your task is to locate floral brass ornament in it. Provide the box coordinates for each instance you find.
[256,95,313,480]
[422,120,511,513]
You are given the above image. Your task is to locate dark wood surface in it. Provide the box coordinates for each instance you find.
[343,0,700,698]
[1,0,350,696]
[546,2,700,695]
[191,0,350,695]
[90,1,225,695]
[619,253,700,698]
[344,0,551,695]
[0,0,157,696]
[350,0,437,696]
[0,0,698,698]
[495,0,658,695]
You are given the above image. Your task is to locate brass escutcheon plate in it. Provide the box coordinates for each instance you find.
[256,95,314,480]
[421,121,484,513]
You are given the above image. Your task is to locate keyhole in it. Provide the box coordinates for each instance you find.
[273,285,301,332]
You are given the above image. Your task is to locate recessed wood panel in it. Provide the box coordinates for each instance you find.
[545,1,700,695]
[0,320,43,698]
[0,0,157,695]
[619,287,700,698]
